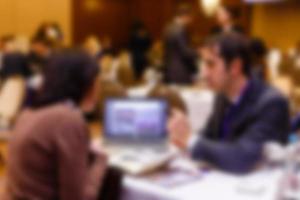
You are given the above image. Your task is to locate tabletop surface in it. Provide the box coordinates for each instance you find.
[0,122,289,200]
[0,88,287,199]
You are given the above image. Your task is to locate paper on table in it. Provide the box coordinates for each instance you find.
[144,169,203,188]
[141,156,203,188]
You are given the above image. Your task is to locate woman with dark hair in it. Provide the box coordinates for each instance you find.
[3,50,108,200]
[129,21,152,80]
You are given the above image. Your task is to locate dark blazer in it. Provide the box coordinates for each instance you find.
[1,53,32,80]
[163,23,197,84]
[191,80,290,173]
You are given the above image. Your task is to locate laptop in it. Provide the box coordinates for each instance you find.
[103,98,176,175]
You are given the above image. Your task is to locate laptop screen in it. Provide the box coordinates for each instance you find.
[104,99,168,142]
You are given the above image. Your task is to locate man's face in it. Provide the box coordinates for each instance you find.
[200,46,230,93]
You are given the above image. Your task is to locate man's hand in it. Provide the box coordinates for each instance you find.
[167,109,191,150]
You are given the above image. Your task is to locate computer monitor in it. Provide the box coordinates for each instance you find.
[104,98,168,143]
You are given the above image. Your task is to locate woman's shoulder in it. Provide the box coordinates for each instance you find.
[45,103,84,121]
[18,103,86,130]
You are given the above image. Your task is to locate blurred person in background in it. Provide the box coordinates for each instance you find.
[101,36,114,56]
[28,35,54,73]
[0,35,28,77]
[147,40,164,71]
[168,33,289,173]
[0,35,16,54]
[34,22,64,48]
[28,22,64,73]
[211,5,244,35]
[249,38,268,81]
[3,50,109,200]
[163,4,197,84]
[0,53,31,81]
[0,35,16,71]
[129,21,152,80]
[23,34,57,108]
[13,35,30,55]
[83,36,102,58]
[290,41,300,69]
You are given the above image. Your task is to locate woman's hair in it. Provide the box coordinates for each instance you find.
[34,49,99,107]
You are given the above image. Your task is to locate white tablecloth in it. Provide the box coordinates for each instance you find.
[122,169,283,200]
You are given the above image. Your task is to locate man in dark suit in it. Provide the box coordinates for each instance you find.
[168,33,289,173]
[163,5,197,84]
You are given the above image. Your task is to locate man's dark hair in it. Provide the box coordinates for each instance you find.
[202,33,252,77]
[34,49,99,107]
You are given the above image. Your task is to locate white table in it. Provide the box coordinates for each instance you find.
[122,168,283,200]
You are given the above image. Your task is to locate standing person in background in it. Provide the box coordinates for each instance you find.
[0,35,16,54]
[34,22,64,48]
[3,50,109,200]
[163,4,197,84]
[249,38,268,81]
[28,22,64,73]
[83,36,102,58]
[101,36,114,56]
[211,5,244,35]
[24,35,55,108]
[28,35,53,73]
[129,21,152,80]
[0,35,24,76]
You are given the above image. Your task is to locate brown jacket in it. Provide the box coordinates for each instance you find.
[4,103,107,200]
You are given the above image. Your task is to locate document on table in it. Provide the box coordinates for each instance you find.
[144,169,203,188]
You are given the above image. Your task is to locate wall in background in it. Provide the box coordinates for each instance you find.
[0,0,250,48]
[0,0,72,45]
[73,0,132,47]
[72,0,251,47]
[251,1,300,51]
[0,0,273,49]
